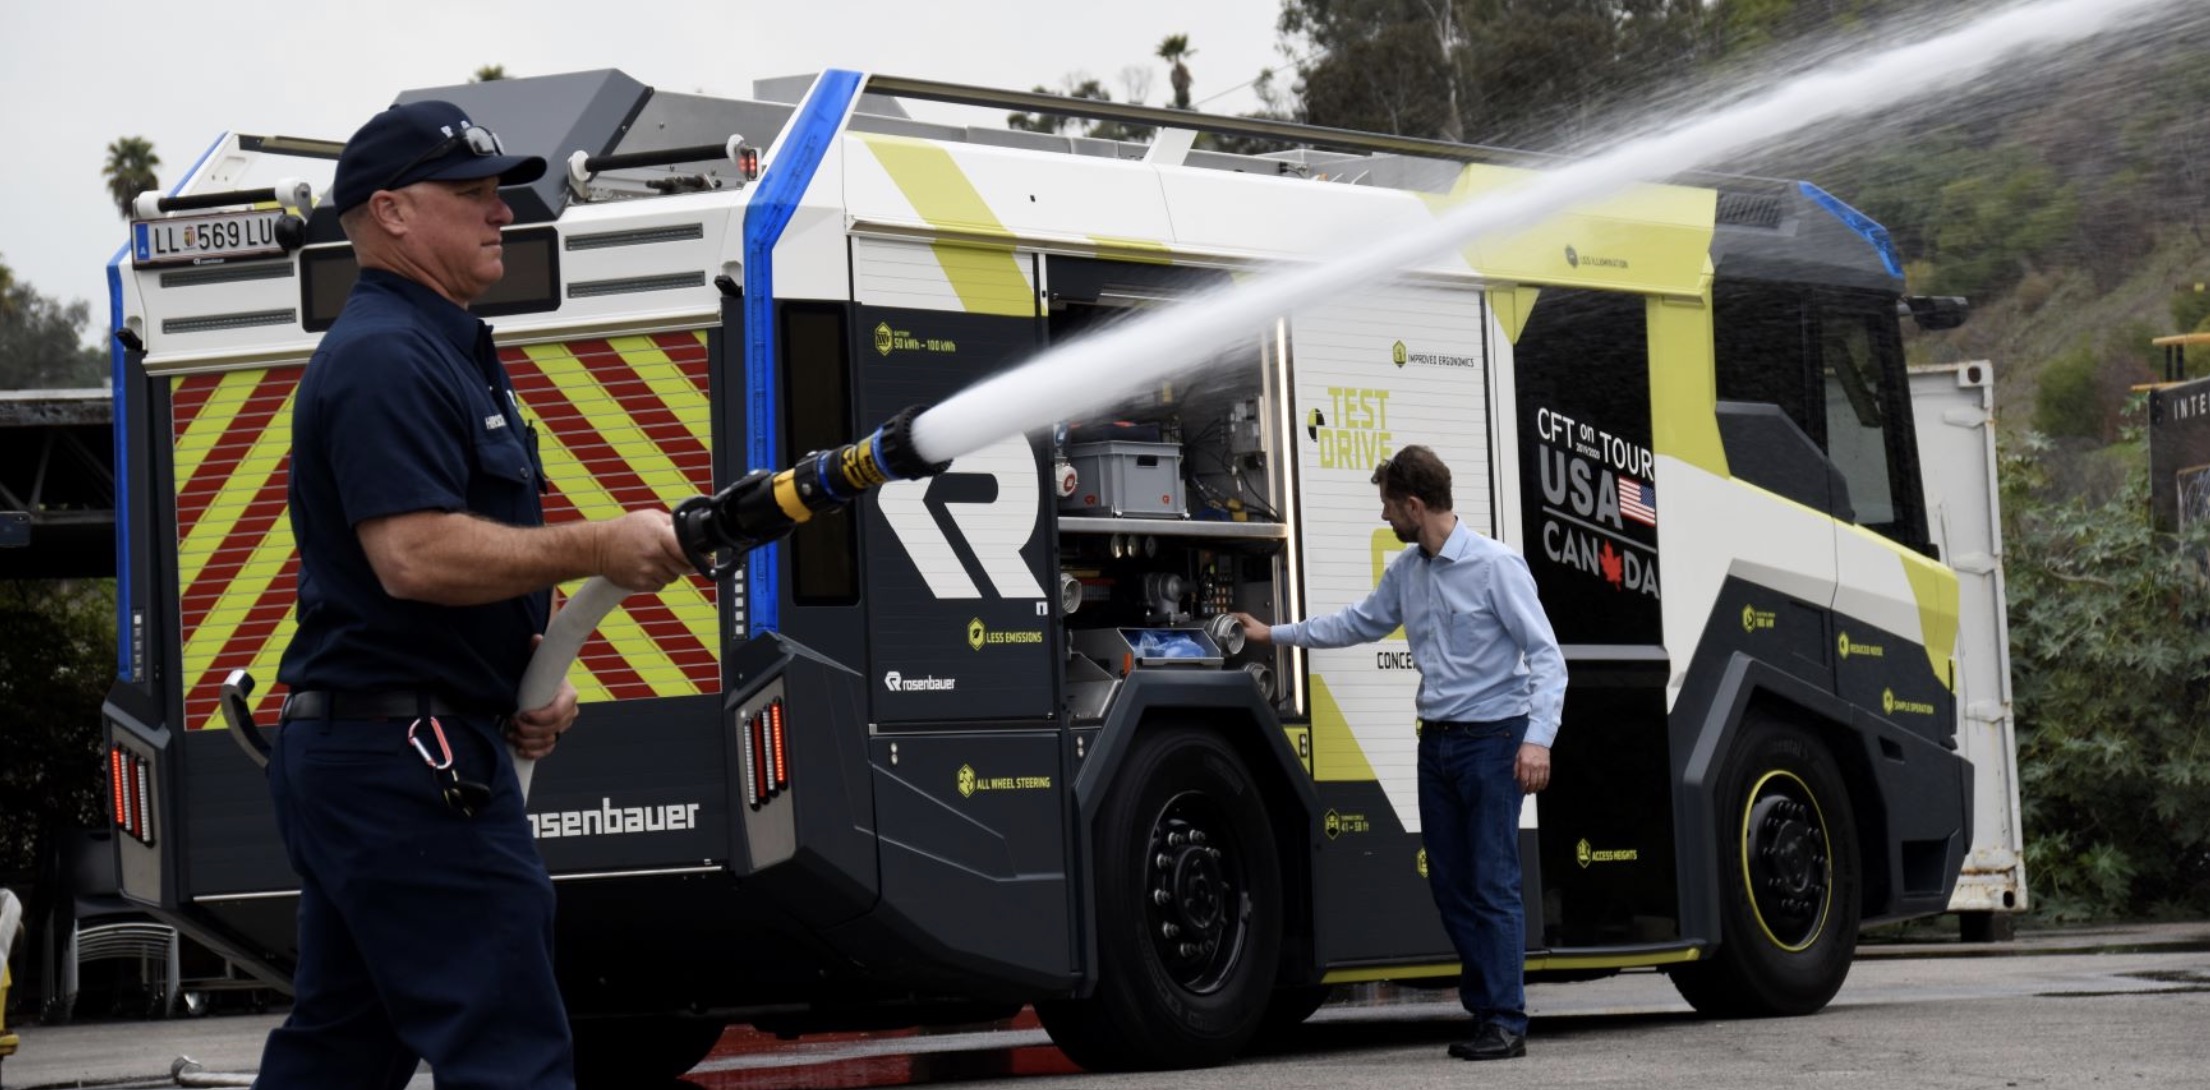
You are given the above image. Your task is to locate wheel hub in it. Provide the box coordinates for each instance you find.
[1744,778,1830,950]
[1144,793,1250,993]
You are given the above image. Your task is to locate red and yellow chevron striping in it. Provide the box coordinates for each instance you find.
[172,329,721,731]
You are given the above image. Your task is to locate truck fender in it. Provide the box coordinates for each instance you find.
[1676,651,1973,946]
[1070,671,1321,995]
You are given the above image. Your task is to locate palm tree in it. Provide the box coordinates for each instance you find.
[473,64,508,82]
[1157,34,1196,110]
[102,137,160,220]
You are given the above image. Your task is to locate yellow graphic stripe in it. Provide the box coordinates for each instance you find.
[1086,235,1175,264]
[591,595,700,698]
[859,134,1035,317]
[175,384,297,585]
[1488,286,1542,345]
[181,521,297,720]
[197,603,297,733]
[599,337,718,656]
[1308,674,1380,782]
[1323,962,1459,984]
[521,340,719,693]
[171,369,264,488]
[1525,947,1701,971]
[1421,164,1717,298]
[524,343,699,506]
[1648,294,1728,476]
[606,334,710,450]
[1877,526,1961,689]
[1322,946,1701,984]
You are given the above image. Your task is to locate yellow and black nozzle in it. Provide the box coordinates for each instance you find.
[674,404,950,579]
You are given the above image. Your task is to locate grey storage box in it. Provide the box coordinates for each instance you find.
[1061,441,1186,518]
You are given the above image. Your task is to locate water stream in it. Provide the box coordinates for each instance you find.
[905,0,2199,466]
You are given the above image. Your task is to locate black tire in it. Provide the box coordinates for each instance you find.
[1670,718,1860,1018]
[1037,726,1283,1071]
[572,1016,725,1088]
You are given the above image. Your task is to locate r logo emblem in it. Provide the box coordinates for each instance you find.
[878,435,1045,600]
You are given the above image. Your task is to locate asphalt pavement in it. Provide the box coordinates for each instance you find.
[4,920,2205,1090]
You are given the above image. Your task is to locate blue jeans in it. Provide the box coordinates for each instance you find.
[258,712,573,1089]
[1417,715,1528,1035]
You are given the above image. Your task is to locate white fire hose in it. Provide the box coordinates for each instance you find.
[511,575,629,800]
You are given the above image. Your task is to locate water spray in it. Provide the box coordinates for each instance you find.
[905,0,2195,465]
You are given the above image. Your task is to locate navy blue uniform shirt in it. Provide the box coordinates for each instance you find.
[277,267,547,711]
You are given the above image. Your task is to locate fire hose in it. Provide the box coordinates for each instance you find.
[509,405,947,798]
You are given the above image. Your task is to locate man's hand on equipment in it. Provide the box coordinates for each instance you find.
[1516,742,1551,794]
[507,635,580,760]
[1229,611,1273,646]
[598,510,691,592]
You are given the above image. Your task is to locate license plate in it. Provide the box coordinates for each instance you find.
[132,209,287,267]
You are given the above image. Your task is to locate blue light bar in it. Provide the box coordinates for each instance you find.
[1798,181,1904,280]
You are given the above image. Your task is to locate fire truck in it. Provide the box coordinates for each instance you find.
[101,69,2017,1081]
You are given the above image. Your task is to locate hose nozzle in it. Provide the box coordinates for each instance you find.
[674,404,949,579]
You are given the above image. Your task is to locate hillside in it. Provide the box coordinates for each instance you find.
[1910,230,2210,442]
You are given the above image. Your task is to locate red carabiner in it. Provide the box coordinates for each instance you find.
[406,716,455,771]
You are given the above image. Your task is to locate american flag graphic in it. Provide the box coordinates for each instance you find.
[1621,476,1658,527]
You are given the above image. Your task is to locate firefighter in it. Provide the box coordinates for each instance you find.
[256,100,690,1089]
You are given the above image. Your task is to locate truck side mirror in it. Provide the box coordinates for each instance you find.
[1903,296,1970,331]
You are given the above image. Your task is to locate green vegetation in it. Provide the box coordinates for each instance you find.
[2002,430,2210,920]
[0,580,115,875]
[100,136,159,221]
[0,255,105,389]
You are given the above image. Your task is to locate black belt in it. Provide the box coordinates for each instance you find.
[282,691,489,722]
[1421,716,1521,733]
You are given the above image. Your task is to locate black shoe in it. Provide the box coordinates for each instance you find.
[1447,1022,1526,1061]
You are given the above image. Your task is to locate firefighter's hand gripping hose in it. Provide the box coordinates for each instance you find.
[509,406,948,800]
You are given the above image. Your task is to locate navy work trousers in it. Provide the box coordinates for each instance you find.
[256,712,573,1090]
[1416,714,1529,1036]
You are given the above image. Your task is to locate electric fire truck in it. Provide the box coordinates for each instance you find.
[100,69,2023,1082]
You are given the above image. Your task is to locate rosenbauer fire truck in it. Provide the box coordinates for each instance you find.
[100,69,2023,1082]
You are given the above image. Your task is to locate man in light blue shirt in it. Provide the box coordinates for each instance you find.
[1233,445,1565,1061]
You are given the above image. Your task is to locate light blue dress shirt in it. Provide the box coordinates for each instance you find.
[1269,519,1567,747]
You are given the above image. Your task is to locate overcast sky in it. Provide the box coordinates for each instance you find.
[0,0,1289,341]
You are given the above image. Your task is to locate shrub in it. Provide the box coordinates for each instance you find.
[0,580,115,875]
[2003,434,2210,920]
[2032,343,2102,439]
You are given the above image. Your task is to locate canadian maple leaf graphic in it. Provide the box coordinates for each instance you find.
[1599,541,1624,587]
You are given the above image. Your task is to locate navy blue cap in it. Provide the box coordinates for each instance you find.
[331,100,546,214]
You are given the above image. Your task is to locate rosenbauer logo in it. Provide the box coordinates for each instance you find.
[529,798,702,840]
[884,670,956,693]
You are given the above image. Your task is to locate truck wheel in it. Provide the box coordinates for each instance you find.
[1670,718,1860,1017]
[572,1016,725,1088]
[1038,726,1282,1070]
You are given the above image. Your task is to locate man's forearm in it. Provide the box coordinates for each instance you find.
[365,511,608,606]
